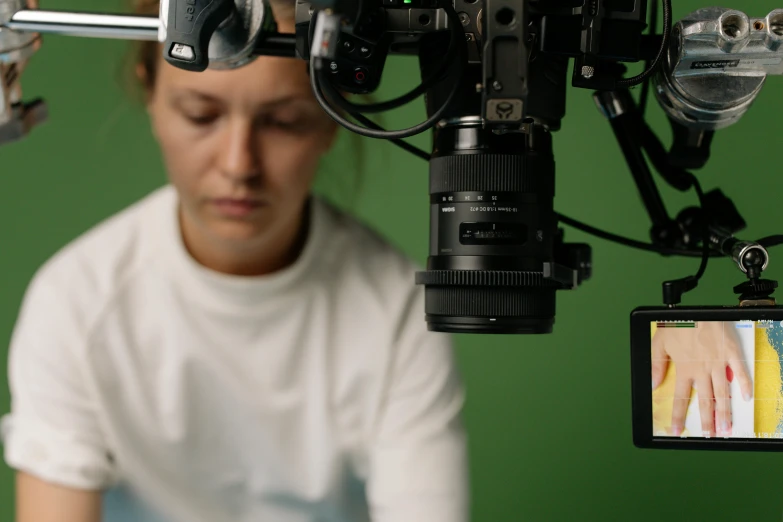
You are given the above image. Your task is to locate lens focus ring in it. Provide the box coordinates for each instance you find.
[430,154,555,194]
[415,269,562,287]
[424,287,556,318]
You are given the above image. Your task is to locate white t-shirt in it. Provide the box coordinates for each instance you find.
[1,185,469,522]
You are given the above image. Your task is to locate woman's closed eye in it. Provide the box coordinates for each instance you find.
[170,97,328,133]
[172,100,221,126]
[262,111,315,132]
[183,112,220,126]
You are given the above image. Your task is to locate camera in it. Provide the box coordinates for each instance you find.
[291,0,661,334]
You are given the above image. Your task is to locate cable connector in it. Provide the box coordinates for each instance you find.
[662,276,698,306]
[310,10,341,65]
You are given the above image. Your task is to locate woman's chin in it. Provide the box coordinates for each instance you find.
[208,219,270,244]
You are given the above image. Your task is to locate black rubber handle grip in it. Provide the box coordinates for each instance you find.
[164,0,233,72]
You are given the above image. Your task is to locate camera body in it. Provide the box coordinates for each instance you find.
[296,0,650,125]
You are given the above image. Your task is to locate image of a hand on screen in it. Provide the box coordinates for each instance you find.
[652,321,753,437]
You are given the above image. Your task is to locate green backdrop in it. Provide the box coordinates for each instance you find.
[3,0,783,520]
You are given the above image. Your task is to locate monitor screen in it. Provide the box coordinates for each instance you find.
[650,319,783,440]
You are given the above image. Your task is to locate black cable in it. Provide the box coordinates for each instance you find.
[689,175,710,280]
[352,112,718,259]
[639,121,693,192]
[309,3,466,140]
[327,24,460,114]
[327,58,452,115]
[305,13,433,158]
[657,173,710,306]
[555,212,720,258]
[639,0,658,115]
[555,213,671,253]
[616,0,671,88]
[338,63,452,114]
[362,125,721,259]
[312,56,461,139]
[758,235,783,249]
[347,111,431,160]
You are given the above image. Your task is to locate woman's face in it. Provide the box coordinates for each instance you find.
[145,44,337,245]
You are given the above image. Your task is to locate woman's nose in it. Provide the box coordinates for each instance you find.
[217,120,261,182]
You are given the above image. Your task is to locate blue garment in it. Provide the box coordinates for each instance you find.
[103,485,169,522]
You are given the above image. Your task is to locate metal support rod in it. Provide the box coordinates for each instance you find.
[4,10,159,41]
[594,89,674,234]
[707,227,770,276]
[253,34,297,58]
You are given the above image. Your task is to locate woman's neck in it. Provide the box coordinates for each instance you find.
[179,202,311,277]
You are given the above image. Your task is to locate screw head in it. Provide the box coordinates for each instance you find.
[492,80,502,91]
[581,65,595,79]
[458,12,470,25]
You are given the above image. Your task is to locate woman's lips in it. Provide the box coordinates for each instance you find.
[210,198,265,217]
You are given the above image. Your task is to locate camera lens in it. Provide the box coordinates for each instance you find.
[413,32,588,335]
[415,121,577,334]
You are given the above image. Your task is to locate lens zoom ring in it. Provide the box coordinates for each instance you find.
[424,287,555,317]
[430,155,554,194]
[416,270,562,288]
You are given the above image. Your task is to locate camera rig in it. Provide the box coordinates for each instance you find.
[1,0,782,334]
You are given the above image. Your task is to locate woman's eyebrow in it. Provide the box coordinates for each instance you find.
[169,89,316,109]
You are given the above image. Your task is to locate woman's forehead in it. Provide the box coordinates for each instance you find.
[157,54,314,103]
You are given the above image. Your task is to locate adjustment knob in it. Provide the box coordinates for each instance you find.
[164,0,234,72]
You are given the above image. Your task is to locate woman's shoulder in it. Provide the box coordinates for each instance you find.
[314,196,423,284]
[310,197,435,337]
[312,197,455,358]
[26,185,174,306]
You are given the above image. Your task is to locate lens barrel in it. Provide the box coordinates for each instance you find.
[415,121,575,334]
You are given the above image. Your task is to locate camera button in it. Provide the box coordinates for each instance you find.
[353,67,369,84]
[358,44,372,59]
[170,43,195,61]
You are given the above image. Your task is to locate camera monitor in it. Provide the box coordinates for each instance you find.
[631,306,783,451]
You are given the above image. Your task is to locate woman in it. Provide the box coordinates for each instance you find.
[0,1,469,520]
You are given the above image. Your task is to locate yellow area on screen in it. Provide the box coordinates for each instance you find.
[754,326,783,434]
